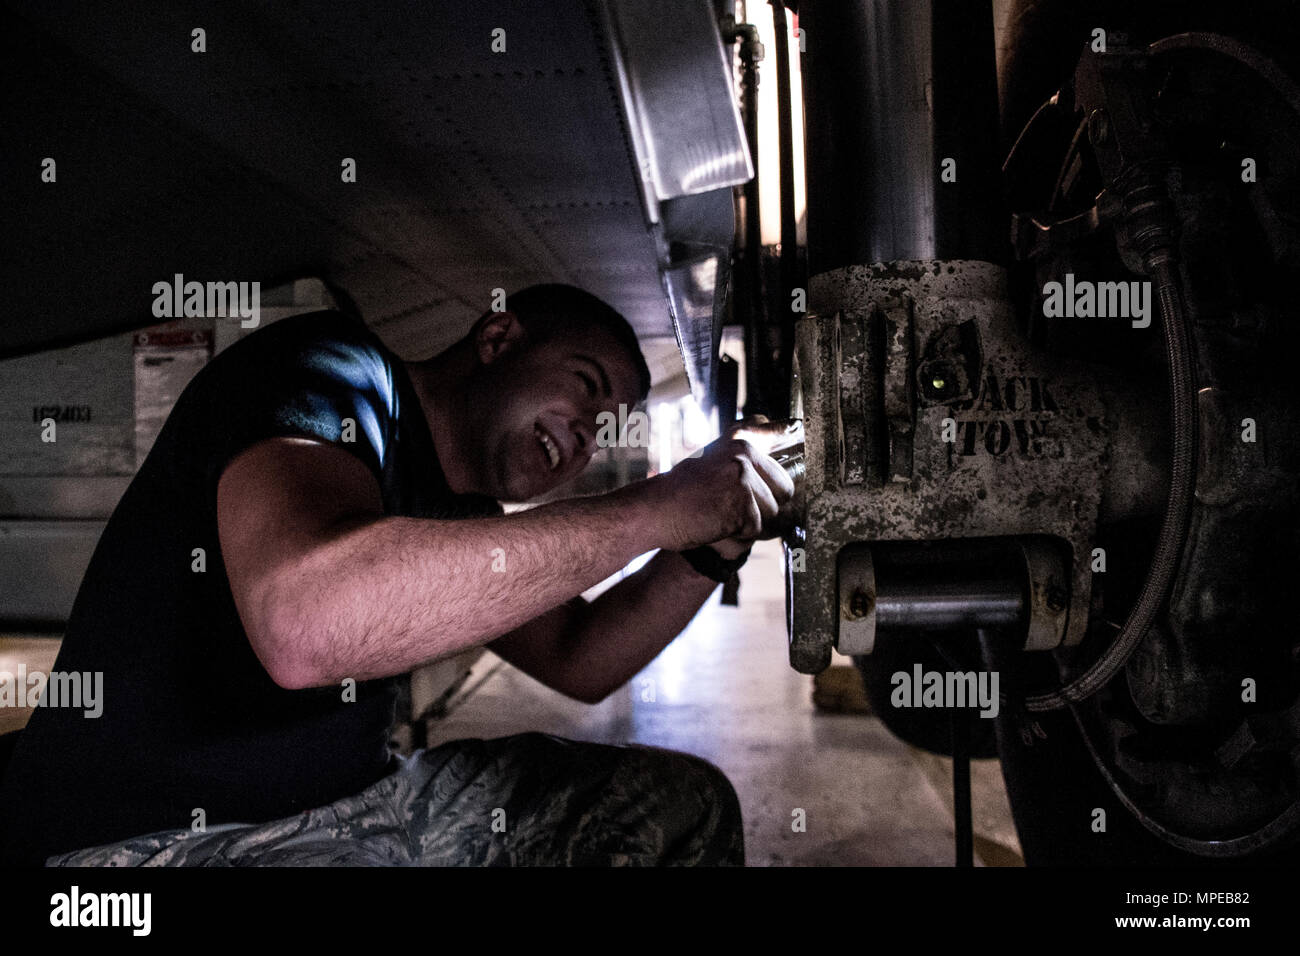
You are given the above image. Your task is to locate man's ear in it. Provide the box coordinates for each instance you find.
[473,310,527,365]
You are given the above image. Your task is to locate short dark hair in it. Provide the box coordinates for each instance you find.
[503,284,651,402]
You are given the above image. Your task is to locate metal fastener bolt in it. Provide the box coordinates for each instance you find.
[1046,585,1068,612]
[848,589,872,619]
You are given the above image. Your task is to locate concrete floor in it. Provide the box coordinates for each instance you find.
[427,540,1024,866]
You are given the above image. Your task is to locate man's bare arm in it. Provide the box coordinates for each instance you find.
[218,437,666,689]
[217,432,780,691]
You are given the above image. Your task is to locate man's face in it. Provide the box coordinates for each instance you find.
[468,316,644,502]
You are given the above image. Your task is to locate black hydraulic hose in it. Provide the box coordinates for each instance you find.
[1026,257,1197,712]
[1005,103,1177,712]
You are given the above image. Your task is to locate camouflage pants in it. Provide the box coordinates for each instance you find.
[45,732,745,867]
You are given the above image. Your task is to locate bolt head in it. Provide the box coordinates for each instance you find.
[847,589,873,619]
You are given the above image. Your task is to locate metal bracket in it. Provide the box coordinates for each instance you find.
[837,546,877,655]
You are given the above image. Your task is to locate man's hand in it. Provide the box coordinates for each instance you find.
[647,423,795,554]
[708,416,802,556]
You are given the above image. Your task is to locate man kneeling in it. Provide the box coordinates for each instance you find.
[0,284,791,867]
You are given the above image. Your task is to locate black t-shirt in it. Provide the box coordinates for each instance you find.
[0,310,500,866]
